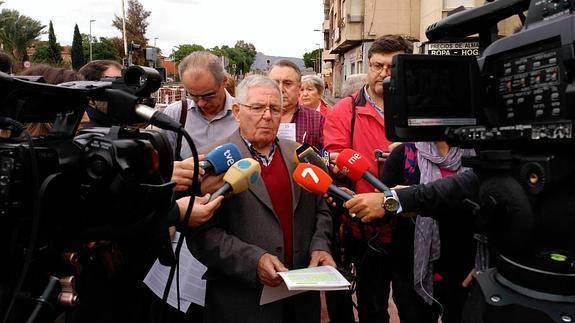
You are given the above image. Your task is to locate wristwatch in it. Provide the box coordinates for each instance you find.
[381,190,399,213]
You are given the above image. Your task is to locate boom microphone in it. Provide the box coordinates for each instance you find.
[201,143,242,174]
[335,148,391,193]
[292,163,352,201]
[134,103,183,132]
[208,158,261,201]
[295,143,330,173]
[58,82,183,132]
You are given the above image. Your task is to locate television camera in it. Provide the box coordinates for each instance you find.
[0,66,187,322]
[384,0,575,322]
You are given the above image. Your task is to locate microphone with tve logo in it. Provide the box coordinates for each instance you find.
[208,158,261,202]
[335,148,391,193]
[201,143,242,174]
[292,163,352,201]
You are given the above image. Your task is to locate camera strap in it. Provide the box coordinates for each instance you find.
[175,98,188,161]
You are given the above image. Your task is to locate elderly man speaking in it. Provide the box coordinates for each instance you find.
[188,75,335,323]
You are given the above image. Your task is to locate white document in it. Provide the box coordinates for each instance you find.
[259,266,351,305]
[143,232,207,312]
[279,265,351,291]
[277,123,296,141]
[260,282,306,305]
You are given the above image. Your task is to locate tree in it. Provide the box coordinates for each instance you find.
[46,21,63,65]
[303,48,322,69]
[112,0,150,65]
[81,34,121,62]
[233,40,257,74]
[170,43,205,62]
[209,41,257,76]
[0,9,44,71]
[71,24,84,70]
[31,41,51,63]
[94,37,122,61]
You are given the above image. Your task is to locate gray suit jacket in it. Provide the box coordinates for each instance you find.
[187,130,333,323]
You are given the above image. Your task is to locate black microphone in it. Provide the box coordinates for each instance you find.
[100,88,183,132]
[134,104,182,132]
[295,143,330,173]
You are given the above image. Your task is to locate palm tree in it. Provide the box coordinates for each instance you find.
[0,9,45,71]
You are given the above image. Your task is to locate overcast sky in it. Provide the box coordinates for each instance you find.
[3,0,325,58]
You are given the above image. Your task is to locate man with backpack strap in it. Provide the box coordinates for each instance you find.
[324,34,427,323]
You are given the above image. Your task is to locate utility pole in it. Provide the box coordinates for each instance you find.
[89,19,95,61]
[315,43,321,74]
[122,0,128,64]
[314,29,322,74]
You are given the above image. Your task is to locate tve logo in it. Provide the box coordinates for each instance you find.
[224,149,235,166]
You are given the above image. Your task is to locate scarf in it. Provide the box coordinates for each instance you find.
[413,141,474,304]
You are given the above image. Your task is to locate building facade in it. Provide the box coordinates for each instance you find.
[322,0,521,97]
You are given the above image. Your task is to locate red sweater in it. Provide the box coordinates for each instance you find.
[260,149,294,267]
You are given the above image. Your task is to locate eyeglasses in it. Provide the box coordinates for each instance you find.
[189,91,219,102]
[369,62,394,74]
[238,103,284,116]
[274,79,299,89]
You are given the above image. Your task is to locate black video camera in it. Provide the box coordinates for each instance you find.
[384,0,575,322]
[0,66,175,322]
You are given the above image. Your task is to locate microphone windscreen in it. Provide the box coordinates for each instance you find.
[336,148,370,181]
[224,158,261,193]
[296,145,329,173]
[204,143,242,174]
[292,163,333,195]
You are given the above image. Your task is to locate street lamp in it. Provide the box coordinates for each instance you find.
[315,43,321,74]
[313,29,322,74]
[154,37,159,48]
[89,19,95,62]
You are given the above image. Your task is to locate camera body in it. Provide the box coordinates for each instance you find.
[384,0,575,321]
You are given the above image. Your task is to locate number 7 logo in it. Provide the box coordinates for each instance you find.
[301,167,319,184]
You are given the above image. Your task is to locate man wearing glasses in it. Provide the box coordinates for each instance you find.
[154,51,238,322]
[323,35,433,323]
[163,51,238,160]
[188,75,335,322]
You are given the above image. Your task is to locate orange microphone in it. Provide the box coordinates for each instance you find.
[292,163,352,201]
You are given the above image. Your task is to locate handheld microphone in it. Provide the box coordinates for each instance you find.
[292,163,352,201]
[295,143,330,173]
[335,148,391,193]
[208,158,261,201]
[200,143,242,174]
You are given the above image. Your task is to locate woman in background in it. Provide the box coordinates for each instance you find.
[300,74,330,116]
